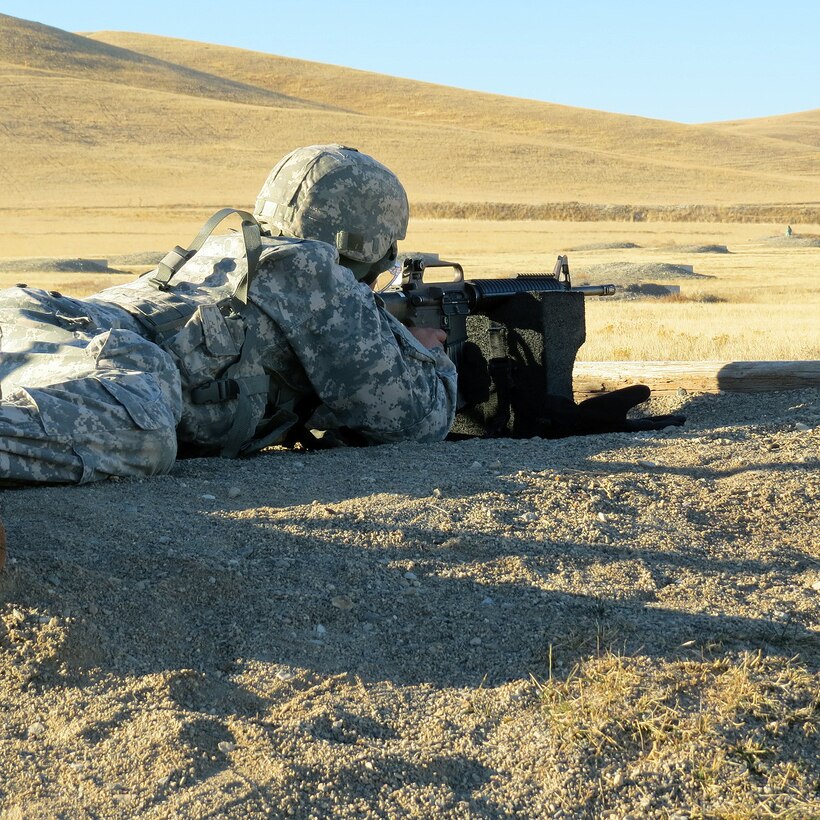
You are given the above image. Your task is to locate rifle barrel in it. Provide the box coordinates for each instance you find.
[571,284,617,296]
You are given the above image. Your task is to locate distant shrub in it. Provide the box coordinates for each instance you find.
[659,292,728,303]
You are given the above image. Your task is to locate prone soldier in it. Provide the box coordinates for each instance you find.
[0,144,458,486]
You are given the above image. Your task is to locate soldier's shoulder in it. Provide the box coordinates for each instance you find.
[259,236,339,270]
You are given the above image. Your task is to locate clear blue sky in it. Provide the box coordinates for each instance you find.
[6,0,819,123]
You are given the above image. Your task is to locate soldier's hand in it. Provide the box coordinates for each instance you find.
[407,327,447,350]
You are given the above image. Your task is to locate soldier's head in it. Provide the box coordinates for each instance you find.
[254,144,409,285]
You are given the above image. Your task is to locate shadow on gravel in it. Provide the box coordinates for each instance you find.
[2,505,817,699]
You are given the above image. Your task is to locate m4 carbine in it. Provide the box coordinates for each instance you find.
[379,253,685,439]
[380,253,613,371]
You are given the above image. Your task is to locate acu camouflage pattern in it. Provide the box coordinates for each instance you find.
[0,286,181,484]
[254,145,409,265]
[0,232,456,484]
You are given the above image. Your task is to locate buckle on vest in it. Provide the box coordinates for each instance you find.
[191,379,240,404]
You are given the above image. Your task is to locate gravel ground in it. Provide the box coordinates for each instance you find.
[1,389,818,818]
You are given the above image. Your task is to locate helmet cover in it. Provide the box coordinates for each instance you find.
[254,144,409,265]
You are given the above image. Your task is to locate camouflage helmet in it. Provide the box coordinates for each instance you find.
[254,144,409,267]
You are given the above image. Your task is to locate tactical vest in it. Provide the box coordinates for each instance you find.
[90,210,309,458]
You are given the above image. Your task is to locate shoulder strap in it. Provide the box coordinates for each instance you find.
[146,208,262,297]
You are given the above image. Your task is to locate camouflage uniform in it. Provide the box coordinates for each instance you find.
[0,285,181,484]
[0,144,456,485]
[0,233,457,485]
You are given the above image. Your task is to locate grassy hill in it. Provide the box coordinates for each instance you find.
[708,108,820,149]
[1,12,818,222]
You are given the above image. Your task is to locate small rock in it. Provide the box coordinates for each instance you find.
[217,741,235,753]
[27,722,46,739]
[469,461,482,470]
[331,595,354,611]
[315,624,327,636]
[597,512,607,522]
[811,580,820,591]
[795,422,811,432]
[276,669,296,681]
[158,535,171,544]
[201,494,216,501]
[481,596,495,606]
[431,488,442,498]
[403,571,418,581]
[227,486,241,498]
[519,512,538,523]
[488,460,502,469]
[469,637,482,646]
[637,459,657,468]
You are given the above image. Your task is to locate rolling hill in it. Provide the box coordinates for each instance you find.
[709,108,820,149]
[0,13,818,226]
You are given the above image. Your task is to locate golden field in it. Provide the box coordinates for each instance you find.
[0,12,818,361]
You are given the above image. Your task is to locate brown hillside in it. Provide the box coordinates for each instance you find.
[0,14,817,230]
[0,13,333,111]
[88,31,820,187]
[708,108,820,149]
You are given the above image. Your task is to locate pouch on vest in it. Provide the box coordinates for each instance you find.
[162,304,269,457]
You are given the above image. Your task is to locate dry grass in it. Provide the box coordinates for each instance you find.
[413,202,820,224]
[405,220,820,361]
[2,220,817,360]
[582,301,820,361]
[530,648,819,817]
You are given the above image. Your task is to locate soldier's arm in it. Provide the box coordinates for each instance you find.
[252,245,457,443]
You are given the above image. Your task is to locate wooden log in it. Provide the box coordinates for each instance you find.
[573,360,820,397]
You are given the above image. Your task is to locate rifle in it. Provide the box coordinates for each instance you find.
[379,253,614,379]
[379,254,682,438]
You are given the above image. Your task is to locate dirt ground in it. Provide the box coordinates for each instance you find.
[0,388,818,818]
